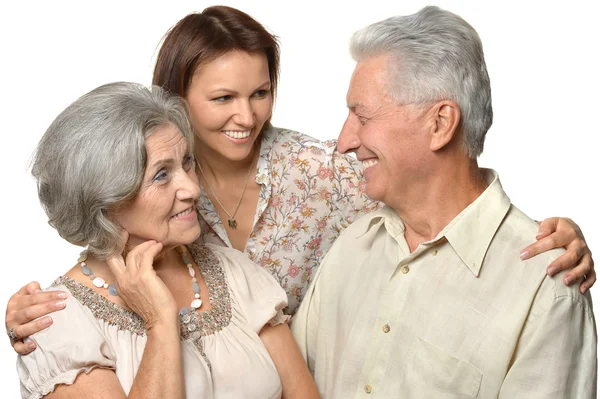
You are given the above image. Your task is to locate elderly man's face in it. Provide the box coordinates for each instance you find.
[338,55,432,205]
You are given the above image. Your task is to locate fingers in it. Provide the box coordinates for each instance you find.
[24,281,43,295]
[536,217,559,239]
[107,254,126,278]
[128,241,162,267]
[520,222,585,261]
[139,242,163,273]
[9,316,54,352]
[520,233,560,260]
[560,252,594,285]
[13,340,37,355]
[108,239,158,275]
[546,249,583,277]
[548,252,595,292]
[11,281,42,300]
[7,290,66,314]
[580,268,596,294]
[125,240,158,279]
[7,300,66,327]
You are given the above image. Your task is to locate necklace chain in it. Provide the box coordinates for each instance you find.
[196,158,255,229]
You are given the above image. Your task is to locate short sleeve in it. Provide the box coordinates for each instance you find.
[209,245,290,333]
[17,286,116,399]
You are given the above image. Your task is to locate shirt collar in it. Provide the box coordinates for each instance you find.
[356,205,405,240]
[357,169,511,276]
[442,169,511,276]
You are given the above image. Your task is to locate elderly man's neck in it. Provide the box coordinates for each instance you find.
[391,159,488,253]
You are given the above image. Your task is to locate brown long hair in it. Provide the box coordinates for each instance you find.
[153,6,280,104]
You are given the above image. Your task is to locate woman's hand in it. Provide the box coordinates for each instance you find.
[520,217,595,293]
[5,281,67,355]
[107,239,178,331]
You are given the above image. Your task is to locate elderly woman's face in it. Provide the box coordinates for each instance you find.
[185,50,273,163]
[114,124,201,249]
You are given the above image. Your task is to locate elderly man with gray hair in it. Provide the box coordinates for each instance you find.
[291,6,596,398]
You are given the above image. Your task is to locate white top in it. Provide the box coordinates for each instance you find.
[17,243,289,399]
[292,169,597,398]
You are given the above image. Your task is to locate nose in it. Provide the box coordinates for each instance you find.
[337,113,361,154]
[232,99,255,128]
[176,169,201,202]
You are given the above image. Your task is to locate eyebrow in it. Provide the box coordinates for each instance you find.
[209,80,271,95]
[148,158,175,171]
[347,103,365,113]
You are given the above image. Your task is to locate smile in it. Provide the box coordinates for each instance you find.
[223,130,251,139]
[362,159,379,169]
[172,207,193,219]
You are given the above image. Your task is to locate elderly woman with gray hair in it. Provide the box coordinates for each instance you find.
[16,82,318,399]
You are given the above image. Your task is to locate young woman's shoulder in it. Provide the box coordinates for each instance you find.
[265,126,336,152]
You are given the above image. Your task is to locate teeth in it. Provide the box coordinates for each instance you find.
[174,208,192,218]
[362,159,379,169]
[223,130,251,139]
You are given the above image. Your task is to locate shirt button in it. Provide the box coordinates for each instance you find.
[382,323,391,333]
[365,384,373,394]
[432,249,438,256]
[400,265,410,274]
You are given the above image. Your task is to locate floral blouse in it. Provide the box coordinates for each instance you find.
[197,127,380,315]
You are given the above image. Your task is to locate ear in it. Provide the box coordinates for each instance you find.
[429,100,461,152]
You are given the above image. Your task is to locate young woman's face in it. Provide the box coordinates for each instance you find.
[186,50,273,163]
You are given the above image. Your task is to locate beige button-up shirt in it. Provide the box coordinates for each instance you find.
[291,170,597,398]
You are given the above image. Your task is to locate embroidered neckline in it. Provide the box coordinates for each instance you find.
[180,242,232,338]
[52,275,146,336]
[51,244,232,340]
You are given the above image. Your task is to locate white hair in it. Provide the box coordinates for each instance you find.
[32,82,195,258]
[350,6,493,158]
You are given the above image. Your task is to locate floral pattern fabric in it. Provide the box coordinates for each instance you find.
[197,127,380,315]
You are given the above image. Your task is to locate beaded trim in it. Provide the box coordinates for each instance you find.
[51,276,146,336]
[51,244,232,371]
[180,243,233,338]
[178,243,233,371]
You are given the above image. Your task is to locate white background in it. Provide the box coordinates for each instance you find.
[1,0,598,395]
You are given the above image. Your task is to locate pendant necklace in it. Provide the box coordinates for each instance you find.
[196,156,255,229]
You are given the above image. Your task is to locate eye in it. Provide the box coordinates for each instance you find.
[183,155,194,171]
[252,89,269,98]
[152,169,168,183]
[212,95,233,103]
[357,115,369,126]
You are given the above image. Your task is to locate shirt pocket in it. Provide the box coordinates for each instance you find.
[409,337,482,398]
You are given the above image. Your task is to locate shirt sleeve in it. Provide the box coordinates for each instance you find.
[16,287,116,399]
[213,246,290,333]
[499,293,597,398]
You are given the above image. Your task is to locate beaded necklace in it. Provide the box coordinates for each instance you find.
[78,245,203,312]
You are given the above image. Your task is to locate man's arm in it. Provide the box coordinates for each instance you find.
[499,292,597,398]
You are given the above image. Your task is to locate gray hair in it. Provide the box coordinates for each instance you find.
[350,6,493,158]
[32,82,195,259]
